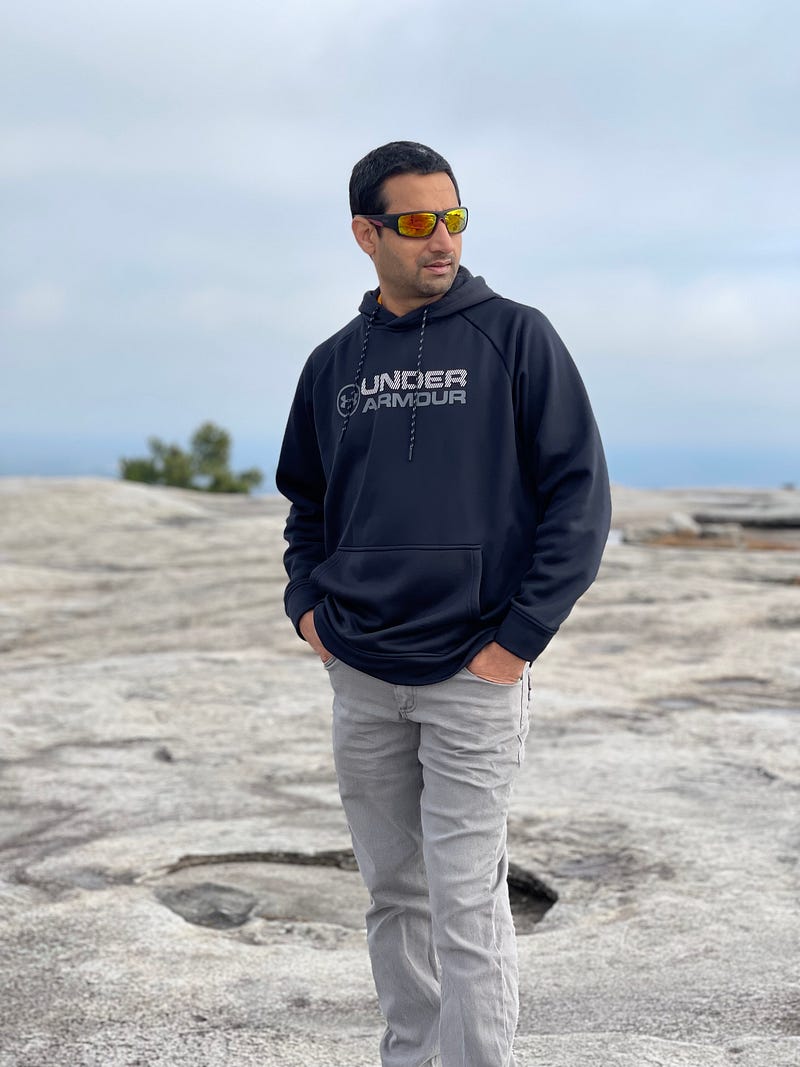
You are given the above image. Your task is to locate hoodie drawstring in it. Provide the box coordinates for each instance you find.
[407,306,428,462]
[339,308,377,444]
[339,304,429,463]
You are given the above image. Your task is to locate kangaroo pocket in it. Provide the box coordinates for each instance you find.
[311,545,482,658]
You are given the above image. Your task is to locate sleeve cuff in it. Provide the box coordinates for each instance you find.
[494,605,557,663]
[285,579,325,638]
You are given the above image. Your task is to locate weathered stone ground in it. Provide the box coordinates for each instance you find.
[0,478,798,1067]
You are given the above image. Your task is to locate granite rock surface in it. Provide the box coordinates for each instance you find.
[1,478,798,1067]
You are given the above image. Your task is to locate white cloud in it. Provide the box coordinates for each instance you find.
[530,269,800,364]
[2,283,68,325]
[0,0,798,478]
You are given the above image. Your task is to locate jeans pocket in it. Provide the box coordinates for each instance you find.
[322,655,339,670]
[463,666,522,688]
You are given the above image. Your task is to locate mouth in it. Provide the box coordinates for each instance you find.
[422,259,454,276]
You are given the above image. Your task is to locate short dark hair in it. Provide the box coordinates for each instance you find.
[349,141,461,217]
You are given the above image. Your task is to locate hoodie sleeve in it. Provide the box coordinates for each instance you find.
[494,312,611,662]
[275,359,328,637]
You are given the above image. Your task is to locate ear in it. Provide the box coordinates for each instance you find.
[352,216,379,258]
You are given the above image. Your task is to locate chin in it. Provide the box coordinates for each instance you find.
[419,271,455,295]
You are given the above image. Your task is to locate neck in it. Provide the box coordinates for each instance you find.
[377,290,447,318]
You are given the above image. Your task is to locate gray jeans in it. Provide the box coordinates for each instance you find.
[325,658,531,1067]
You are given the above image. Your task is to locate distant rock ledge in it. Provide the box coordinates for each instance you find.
[622,509,800,550]
[610,486,800,549]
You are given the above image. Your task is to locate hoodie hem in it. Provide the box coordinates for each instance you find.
[314,608,494,686]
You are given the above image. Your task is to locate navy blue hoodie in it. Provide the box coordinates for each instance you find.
[277,267,611,685]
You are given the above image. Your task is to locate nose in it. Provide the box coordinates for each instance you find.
[428,217,456,250]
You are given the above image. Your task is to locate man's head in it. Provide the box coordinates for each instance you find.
[350,142,465,317]
[349,141,460,217]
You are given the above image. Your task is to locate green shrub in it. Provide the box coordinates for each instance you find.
[120,422,263,494]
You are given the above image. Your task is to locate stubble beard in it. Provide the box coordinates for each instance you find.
[414,260,457,299]
[377,242,459,311]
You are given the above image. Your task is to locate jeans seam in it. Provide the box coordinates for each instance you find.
[517,668,529,766]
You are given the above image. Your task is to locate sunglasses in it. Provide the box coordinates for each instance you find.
[365,206,468,239]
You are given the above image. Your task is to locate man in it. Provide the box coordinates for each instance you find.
[276,141,611,1067]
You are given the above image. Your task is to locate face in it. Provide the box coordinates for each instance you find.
[352,171,463,317]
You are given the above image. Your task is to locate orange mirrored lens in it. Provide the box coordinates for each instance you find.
[397,213,437,237]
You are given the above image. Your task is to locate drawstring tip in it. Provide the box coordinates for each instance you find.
[407,444,414,462]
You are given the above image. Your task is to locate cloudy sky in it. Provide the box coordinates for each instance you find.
[1,0,797,488]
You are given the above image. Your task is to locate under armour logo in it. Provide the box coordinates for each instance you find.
[337,384,360,418]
